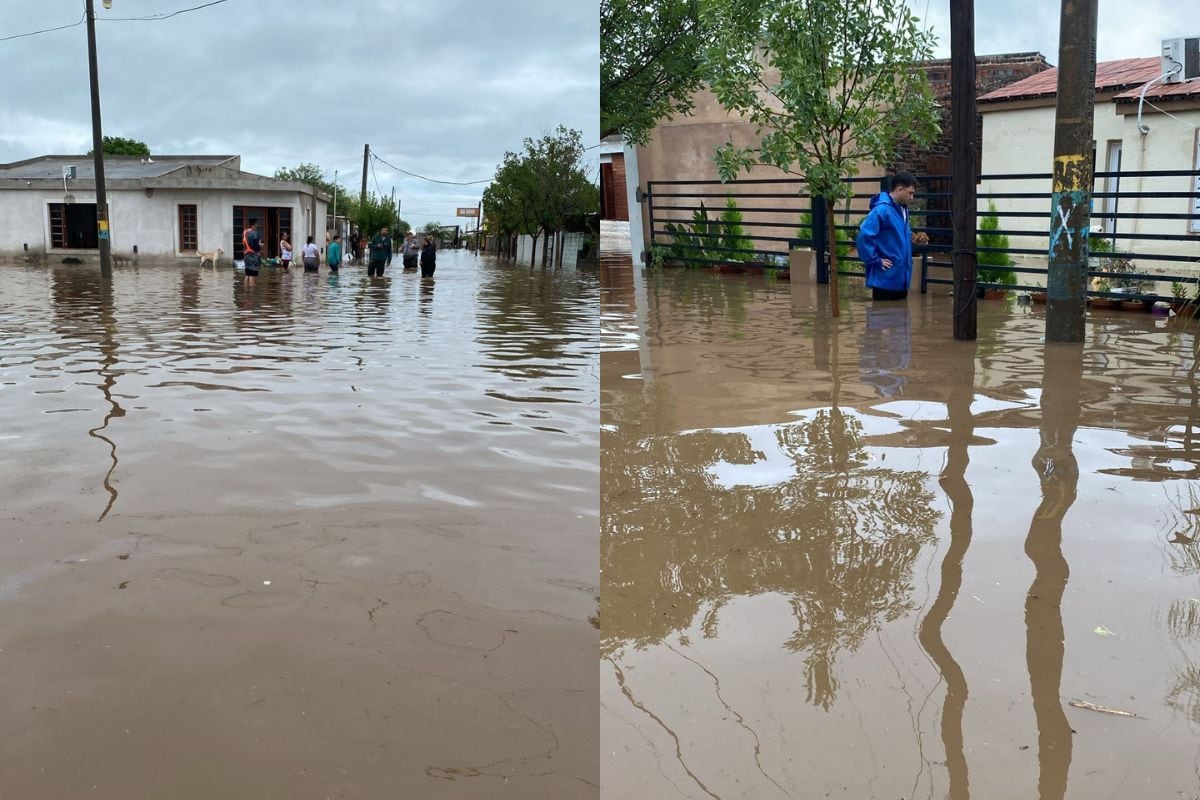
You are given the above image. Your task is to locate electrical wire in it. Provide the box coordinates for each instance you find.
[0,8,85,43]
[0,0,230,43]
[1142,99,1200,131]
[98,0,230,22]
[371,152,491,186]
[369,156,383,199]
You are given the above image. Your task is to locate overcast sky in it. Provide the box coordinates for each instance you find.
[0,0,599,228]
[911,0,1183,63]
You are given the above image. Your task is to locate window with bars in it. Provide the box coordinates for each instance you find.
[179,204,198,252]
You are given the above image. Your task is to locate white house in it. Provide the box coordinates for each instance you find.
[978,54,1200,280]
[0,154,329,265]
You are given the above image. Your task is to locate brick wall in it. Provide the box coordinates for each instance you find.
[892,53,1052,178]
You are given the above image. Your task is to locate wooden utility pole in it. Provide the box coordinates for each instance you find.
[950,0,978,340]
[358,144,370,264]
[85,0,111,279]
[1046,0,1099,342]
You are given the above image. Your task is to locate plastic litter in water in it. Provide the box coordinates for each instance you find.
[1093,625,1116,637]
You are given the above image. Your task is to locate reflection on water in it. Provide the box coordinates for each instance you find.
[602,266,1200,798]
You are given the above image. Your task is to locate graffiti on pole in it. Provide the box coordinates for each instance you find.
[1048,154,1091,271]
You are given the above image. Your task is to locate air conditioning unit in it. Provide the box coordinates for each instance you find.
[1161,36,1200,83]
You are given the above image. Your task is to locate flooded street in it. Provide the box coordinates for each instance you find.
[601,265,1200,798]
[0,252,598,798]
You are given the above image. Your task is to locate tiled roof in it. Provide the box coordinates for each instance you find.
[1113,76,1200,102]
[978,57,1162,103]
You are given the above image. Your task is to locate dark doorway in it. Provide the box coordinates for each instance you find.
[233,206,292,258]
[50,203,99,249]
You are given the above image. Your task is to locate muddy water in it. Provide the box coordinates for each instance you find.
[0,252,598,798]
[601,265,1200,799]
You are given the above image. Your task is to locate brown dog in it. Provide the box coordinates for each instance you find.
[198,248,224,267]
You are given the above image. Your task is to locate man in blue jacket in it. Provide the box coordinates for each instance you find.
[856,172,920,301]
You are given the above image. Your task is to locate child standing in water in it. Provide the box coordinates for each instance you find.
[327,234,342,273]
[280,233,292,271]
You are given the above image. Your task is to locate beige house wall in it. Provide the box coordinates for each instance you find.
[635,87,883,262]
[979,101,1200,286]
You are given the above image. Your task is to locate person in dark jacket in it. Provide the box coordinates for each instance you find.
[855,172,920,301]
[367,227,392,277]
[419,235,437,278]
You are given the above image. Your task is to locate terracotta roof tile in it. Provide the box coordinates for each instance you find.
[978,56,1162,103]
[1113,76,1200,102]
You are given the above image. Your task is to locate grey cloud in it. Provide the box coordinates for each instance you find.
[0,0,598,226]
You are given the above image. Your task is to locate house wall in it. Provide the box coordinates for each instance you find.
[0,187,327,264]
[634,86,876,260]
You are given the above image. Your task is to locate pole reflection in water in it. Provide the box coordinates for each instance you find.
[1026,343,1082,799]
[917,339,976,799]
[88,276,123,521]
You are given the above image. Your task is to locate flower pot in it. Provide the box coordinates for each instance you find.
[1031,292,1047,304]
[983,289,1009,300]
[1171,301,1196,317]
[715,262,746,275]
[1120,299,1153,312]
[1089,297,1120,310]
[777,269,791,281]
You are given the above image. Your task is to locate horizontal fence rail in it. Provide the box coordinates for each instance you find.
[645,169,1200,303]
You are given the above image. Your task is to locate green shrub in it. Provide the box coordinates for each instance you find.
[977,201,1016,285]
[797,210,852,261]
[720,197,753,262]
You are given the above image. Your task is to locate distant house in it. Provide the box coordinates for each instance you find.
[0,154,329,264]
[978,56,1200,270]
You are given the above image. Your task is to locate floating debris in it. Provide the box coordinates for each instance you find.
[1068,699,1140,719]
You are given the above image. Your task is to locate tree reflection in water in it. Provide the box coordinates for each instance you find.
[602,404,940,710]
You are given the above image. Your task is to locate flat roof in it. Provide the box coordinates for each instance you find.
[0,155,238,180]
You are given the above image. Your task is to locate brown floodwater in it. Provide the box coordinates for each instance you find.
[601,264,1200,799]
[0,252,598,798]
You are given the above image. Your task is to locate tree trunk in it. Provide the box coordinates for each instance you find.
[541,231,550,267]
[530,232,538,267]
[827,197,840,317]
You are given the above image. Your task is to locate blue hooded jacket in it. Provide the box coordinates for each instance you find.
[855,191,913,292]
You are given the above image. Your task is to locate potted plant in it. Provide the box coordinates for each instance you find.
[1090,277,1120,309]
[1170,280,1197,316]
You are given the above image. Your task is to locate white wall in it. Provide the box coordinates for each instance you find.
[979,101,1200,283]
[0,187,327,263]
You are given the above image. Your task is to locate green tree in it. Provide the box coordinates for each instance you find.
[702,0,940,314]
[483,127,597,267]
[87,136,150,157]
[601,0,707,145]
[273,163,339,196]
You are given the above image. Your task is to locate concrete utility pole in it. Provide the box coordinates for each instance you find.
[950,0,978,340]
[85,0,111,279]
[1046,0,1099,342]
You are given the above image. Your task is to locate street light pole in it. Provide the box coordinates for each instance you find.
[85,0,112,279]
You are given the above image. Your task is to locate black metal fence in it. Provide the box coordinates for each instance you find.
[645,169,1200,302]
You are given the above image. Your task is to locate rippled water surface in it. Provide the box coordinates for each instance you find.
[0,252,598,798]
[601,264,1200,799]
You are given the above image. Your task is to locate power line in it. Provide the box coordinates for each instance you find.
[98,0,231,22]
[371,152,491,186]
[0,0,230,44]
[0,9,85,43]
